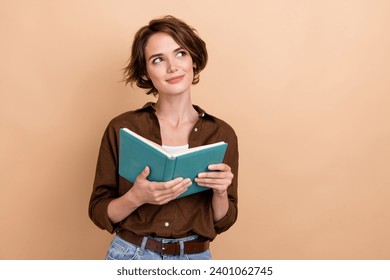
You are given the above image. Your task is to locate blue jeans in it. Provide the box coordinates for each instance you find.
[105,234,212,260]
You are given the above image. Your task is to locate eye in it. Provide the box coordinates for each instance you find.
[152,57,163,64]
[177,51,187,57]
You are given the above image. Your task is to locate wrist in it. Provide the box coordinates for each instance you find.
[126,188,143,208]
[213,189,227,196]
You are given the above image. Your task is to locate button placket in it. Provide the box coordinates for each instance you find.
[193,111,205,134]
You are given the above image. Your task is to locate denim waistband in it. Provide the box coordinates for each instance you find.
[147,234,200,244]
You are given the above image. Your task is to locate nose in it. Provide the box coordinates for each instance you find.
[167,59,178,73]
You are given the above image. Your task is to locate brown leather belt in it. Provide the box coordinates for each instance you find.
[118,230,210,256]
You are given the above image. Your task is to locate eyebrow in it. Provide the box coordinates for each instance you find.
[148,47,184,61]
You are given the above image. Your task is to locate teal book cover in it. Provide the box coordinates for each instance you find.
[118,128,228,199]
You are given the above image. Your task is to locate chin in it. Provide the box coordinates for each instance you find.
[159,83,192,96]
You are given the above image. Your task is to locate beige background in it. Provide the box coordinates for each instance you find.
[1,0,389,259]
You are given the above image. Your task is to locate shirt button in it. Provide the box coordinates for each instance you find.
[194,128,198,132]
[164,222,170,227]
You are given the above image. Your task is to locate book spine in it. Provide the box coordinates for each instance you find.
[163,156,177,181]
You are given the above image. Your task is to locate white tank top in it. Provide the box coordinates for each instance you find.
[162,144,189,155]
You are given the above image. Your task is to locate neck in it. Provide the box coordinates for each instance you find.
[154,94,198,126]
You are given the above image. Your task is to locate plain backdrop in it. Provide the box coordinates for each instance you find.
[1,0,389,259]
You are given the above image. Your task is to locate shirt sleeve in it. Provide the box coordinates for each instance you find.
[213,130,239,234]
[88,123,120,234]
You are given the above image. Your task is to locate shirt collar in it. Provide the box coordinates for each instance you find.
[136,102,213,119]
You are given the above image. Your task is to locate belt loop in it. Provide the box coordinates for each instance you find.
[179,240,185,256]
[138,236,148,255]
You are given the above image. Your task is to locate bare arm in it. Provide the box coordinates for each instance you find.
[195,163,234,222]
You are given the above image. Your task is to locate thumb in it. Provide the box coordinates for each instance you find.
[137,166,150,180]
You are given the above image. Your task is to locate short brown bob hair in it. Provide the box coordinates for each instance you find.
[123,15,208,96]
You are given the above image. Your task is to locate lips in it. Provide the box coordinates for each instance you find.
[166,75,185,84]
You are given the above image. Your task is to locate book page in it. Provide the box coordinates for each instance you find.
[174,142,226,157]
[122,128,226,158]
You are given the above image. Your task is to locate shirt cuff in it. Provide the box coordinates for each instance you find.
[92,198,117,234]
[213,201,237,234]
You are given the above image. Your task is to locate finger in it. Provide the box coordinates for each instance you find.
[169,181,191,199]
[195,177,232,186]
[166,178,192,196]
[161,177,185,189]
[149,177,183,192]
[207,163,231,172]
[197,171,234,179]
[153,178,190,193]
[153,179,192,204]
[195,180,229,193]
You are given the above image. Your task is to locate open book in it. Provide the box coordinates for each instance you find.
[119,128,228,199]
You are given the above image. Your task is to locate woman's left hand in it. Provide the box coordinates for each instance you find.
[195,163,234,195]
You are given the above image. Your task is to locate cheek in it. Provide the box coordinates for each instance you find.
[145,67,162,84]
[188,66,195,81]
[185,58,195,72]
[182,59,195,77]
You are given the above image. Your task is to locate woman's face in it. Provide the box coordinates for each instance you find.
[144,32,194,96]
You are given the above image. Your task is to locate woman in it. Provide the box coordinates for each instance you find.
[89,15,239,260]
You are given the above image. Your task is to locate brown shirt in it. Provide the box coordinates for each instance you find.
[88,102,239,241]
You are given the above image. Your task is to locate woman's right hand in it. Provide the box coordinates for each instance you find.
[108,166,191,224]
[128,166,192,206]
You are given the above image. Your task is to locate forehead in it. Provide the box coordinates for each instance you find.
[145,32,181,56]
